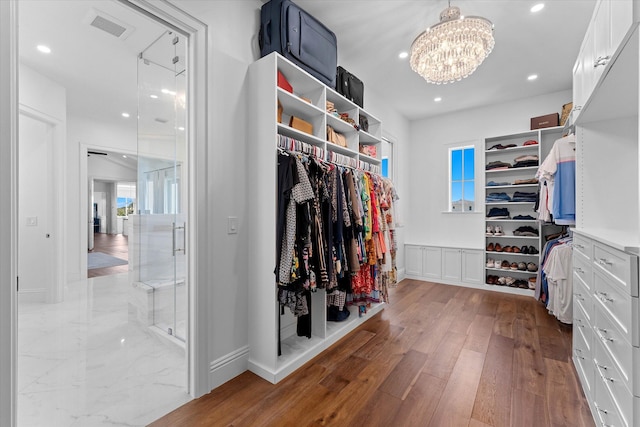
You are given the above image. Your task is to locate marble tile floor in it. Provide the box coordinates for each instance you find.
[17,272,191,427]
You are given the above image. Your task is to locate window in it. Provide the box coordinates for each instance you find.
[381,137,393,179]
[449,146,475,212]
[116,182,136,217]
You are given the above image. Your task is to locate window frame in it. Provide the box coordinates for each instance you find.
[448,144,476,213]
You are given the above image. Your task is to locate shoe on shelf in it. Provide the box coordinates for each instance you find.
[528,277,537,289]
[504,246,513,252]
[487,275,497,285]
[528,246,539,254]
[517,262,527,270]
[501,260,510,270]
[521,245,529,254]
[505,277,516,287]
[512,246,521,253]
[495,243,503,252]
[514,279,528,289]
[486,225,494,236]
[510,262,518,270]
[494,225,504,236]
[486,258,495,268]
[527,262,538,272]
[487,242,495,251]
[497,276,507,285]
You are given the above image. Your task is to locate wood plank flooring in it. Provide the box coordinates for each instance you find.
[88,233,128,278]
[149,279,595,427]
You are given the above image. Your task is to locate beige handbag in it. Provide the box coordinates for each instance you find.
[326,126,347,147]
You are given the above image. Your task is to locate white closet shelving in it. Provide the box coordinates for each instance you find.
[247,52,386,383]
[483,127,564,296]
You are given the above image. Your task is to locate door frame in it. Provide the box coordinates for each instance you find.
[0,1,210,425]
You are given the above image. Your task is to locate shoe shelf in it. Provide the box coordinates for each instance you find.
[485,267,538,274]
[485,251,539,257]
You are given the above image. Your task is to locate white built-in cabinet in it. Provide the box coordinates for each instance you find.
[571,2,640,425]
[405,245,482,287]
[246,52,386,383]
[572,0,633,122]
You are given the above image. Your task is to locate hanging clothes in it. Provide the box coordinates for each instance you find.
[536,134,576,224]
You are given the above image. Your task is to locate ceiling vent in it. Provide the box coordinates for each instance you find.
[83,8,134,40]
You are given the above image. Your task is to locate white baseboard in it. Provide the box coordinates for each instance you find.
[209,345,250,390]
[17,288,46,303]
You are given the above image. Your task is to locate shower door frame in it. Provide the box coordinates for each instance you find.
[0,1,211,425]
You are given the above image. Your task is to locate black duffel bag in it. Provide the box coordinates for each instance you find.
[336,66,364,108]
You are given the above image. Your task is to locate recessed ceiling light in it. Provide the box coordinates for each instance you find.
[434,97,442,102]
[37,45,51,54]
[150,94,158,99]
[122,155,127,158]
[121,112,130,118]
[527,74,538,81]
[398,51,409,59]
[531,3,544,13]
[178,127,185,131]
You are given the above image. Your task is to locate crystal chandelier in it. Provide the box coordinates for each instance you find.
[410,2,494,84]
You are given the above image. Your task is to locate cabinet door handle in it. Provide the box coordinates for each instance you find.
[604,376,615,383]
[593,55,611,67]
[575,267,585,274]
[596,405,609,415]
[575,243,585,249]
[596,363,609,371]
[597,330,614,343]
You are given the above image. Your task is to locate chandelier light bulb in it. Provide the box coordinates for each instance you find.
[410,4,494,84]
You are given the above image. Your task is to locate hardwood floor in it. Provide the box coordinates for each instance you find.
[149,279,595,427]
[88,232,129,278]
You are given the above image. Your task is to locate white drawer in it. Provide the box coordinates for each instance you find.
[594,303,632,393]
[593,242,639,297]
[574,300,593,354]
[594,269,637,346]
[595,338,634,427]
[574,351,594,399]
[574,273,593,322]
[594,376,627,427]
[574,252,592,291]
[574,233,593,260]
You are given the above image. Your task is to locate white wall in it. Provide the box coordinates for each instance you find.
[407,89,571,249]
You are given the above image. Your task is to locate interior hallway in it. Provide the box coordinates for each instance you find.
[88,233,129,278]
[151,279,593,427]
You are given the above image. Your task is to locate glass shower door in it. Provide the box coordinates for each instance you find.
[136,31,187,342]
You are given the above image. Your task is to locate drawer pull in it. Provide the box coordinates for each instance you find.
[604,376,615,383]
[596,328,614,343]
[596,406,609,415]
[575,267,585,274]
[576,348,582,353]
[593,55,611,67]
[596,363,608,371]
[575,244,585,249]
[598,258,613,266]
[597,292,614,303]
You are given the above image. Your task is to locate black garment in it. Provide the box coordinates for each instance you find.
[275,154,294,284]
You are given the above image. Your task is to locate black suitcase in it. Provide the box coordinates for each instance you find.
[259,0,337,88]
[336,66,364,108]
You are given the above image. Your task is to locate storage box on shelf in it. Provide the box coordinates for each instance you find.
[483,128,565,295]
[247,52,387,384]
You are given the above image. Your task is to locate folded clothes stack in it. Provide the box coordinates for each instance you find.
[487,207,510,218]
[514,178,539,185]
[513,225,539,236]
[326,101,337,114]
[486,192,511,202]
[513,214,536,220]
[487,181,511,186]
[511,191,537,202]
[512,154,539,168]
[487,143,517,150]
[486,161,512,170]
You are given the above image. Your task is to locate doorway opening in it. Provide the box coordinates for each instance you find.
[16,1,193,425]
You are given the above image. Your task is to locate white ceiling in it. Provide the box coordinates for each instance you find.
[18,0,597,128]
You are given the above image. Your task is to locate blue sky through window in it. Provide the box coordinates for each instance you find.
[450,146,475,211]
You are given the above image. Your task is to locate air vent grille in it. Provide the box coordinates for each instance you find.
[90,15,127,37]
